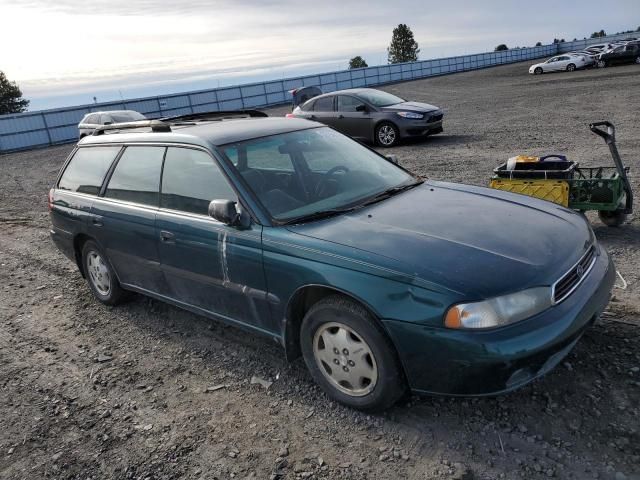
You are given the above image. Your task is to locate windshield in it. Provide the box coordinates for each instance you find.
[111,112,145,123]
[220,127,415,222]
[355,90,405,107]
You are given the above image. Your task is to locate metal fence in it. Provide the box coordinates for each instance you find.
[1,32,634,153]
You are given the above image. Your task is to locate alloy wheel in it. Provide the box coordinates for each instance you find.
[312,322,378,397]
[635,56,640,64]
[87,250,111,296]
[377,125,396,146]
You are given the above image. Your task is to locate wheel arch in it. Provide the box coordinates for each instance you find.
[72,234,120,283]
[73,233,94,277]
[282,284,392,362]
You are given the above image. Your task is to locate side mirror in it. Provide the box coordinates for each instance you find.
[385,154,398,164]
[355,104,368,113]
[208,199,250,228]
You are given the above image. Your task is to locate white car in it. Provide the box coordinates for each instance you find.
[569,50,597,67]
[529,54,587,74]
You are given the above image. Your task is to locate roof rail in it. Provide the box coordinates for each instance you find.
[92,120,171,136]
[161,110,268,122]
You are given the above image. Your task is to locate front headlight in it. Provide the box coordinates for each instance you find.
[396,111,424,119]
[444,287,552,329]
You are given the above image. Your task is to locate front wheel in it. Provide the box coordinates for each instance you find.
[82,240,129,305]
[635,56,640,65]
[597,60,607,68]
[300,295,407,411]
[534,67,543,75]
[375,122,399,147]
[566,63,576,72]
[598,209,627,227]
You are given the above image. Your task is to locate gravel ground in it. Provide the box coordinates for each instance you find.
[1,60,639,480]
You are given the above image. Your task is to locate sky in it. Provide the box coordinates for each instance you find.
[1,0,639,110]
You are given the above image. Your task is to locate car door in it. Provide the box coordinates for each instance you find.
[90,145,166,292]
[555,56,570,71]
[334,95,373,140]
[308,96,338,128]
[155,146,271,329]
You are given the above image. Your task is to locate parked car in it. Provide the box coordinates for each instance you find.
[569,50,597,67]
[78,110,147,139]
[529,54,589,74]
[288,88,443,147]
[585,43,612,53]
[49,113,615,411]
[597,42,640,67]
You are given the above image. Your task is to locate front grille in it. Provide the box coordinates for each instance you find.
[429,113,444,122]
[552,246,596,303]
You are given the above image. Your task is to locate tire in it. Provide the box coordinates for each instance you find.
[566,63,576,72]
[375,122,400,147]
[598,210,627,227]
[300,295,407,411]
[534,67,543,75]
[81,240,129,305]
[635,56,640,65]
[597,60,606,68]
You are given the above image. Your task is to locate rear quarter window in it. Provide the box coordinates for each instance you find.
[58,146,121,195]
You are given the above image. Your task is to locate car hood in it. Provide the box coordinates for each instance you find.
[530,62,544,69]
[286,181,594,299]
[381,101,440,113]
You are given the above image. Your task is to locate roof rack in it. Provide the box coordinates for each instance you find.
[91,110,268,136]
[92,120,171,136]
[161,110,268,122]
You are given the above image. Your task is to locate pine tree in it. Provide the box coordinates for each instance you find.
[348,56,368,69]
[0,71,29,115]
[495,44,508,51]
[387,24,420,64]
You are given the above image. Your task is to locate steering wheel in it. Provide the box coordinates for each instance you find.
[315,166,350,198]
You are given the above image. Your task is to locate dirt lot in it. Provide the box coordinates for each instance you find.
[1,60,639,480]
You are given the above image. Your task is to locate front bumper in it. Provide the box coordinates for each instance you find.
[383,245,615,396]
[397,118,444,138]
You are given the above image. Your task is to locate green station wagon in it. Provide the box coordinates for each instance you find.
[49,112,615,411]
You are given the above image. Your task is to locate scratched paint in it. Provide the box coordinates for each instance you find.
[220,231,230,285]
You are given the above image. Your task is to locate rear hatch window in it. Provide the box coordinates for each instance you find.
[58,146,121,195]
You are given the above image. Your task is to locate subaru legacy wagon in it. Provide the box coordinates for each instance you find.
[49,112,615,411]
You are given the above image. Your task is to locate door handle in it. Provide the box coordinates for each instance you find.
[159,230,175,243]
[91,217,103,227]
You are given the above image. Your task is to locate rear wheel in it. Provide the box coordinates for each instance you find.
[534,67,543,75]
[598,209,627,227]
[300,295,406,411]
[82,240,128,305]
[566,63,576,72]
[375,122,399,147]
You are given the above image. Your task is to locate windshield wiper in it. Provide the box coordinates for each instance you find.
[360,180,424,207]
[283,206,357,225]
[283,180,423,225]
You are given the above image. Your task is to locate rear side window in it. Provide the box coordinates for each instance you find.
[105,146,165,206]
[313,97,334,111]
[161,148,236,215]
[58,146,120,195]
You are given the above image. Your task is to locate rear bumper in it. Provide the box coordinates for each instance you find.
[383,244,615,396]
